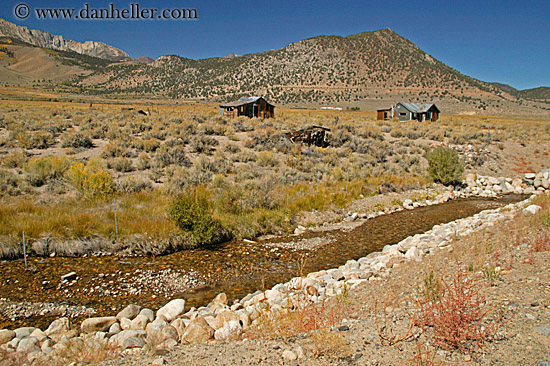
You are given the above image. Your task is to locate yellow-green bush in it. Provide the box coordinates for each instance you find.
[66,159,114,196]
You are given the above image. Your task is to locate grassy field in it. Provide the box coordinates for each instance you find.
[0,98,549,257]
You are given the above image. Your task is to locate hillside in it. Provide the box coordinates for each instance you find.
[75,28,549,115]
[490,82,550,103]
[0,37,113,85]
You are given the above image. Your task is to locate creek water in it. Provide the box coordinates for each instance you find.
[0,194,524,330]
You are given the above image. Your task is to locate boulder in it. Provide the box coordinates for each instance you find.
[120,317,132,330]
[116,304,142,321]
[0,329,16,345]
[121,336,146,350]
[156,299,186,322]
[81,316,118,333]
[180,317,214,344]
[130,313,150,330]
[14,327,37,339]
[214,320,242,341]
[16,337,40,354]
[212,293,228,305]
[109,322,121,334]
[45,317,70,342]
[170,318,188,339]
[139,308,155,322]
[158,325,179,343]
[213,310,239,330]
[404,246,423,261]
[109,329,147,347]
[30,329,48,342]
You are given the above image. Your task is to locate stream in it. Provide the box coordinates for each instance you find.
[0,194,525,330]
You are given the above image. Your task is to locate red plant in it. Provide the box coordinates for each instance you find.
[417,271,509,353]
[531,232,550,252]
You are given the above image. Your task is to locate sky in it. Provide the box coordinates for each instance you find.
[1,0,549,90]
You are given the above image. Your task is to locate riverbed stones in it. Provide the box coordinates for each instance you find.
[81,316,117,333]
[180,317,214,344]
[140,308,155,322]
[116,304,142,321]
[156,299,186,322]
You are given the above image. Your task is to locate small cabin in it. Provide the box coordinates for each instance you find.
[219,97,275,118]
[377,102,440,122]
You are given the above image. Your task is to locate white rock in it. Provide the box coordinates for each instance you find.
[0,329,16,345]
[116,304,142,321]
[16,337,40,353]
[14,327,36,339]
[120,317,132,330]
[156,299,186,322]
[282,349,297,361]
[130,313,150,330]
[214,320,242,340]
[523,204,542,216]
[81,317,117,333]
[45,318,70,342]
[139,308,155,322]
[404,246,423,261]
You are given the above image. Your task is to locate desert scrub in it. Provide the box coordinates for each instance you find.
[66,158,114,196]
[61,132,93,149]
[169,188,227,247]
[0,169,23,196]
[24,156,77,187]
[1,150,28,168]
[425,146,464,185]
[115,175,152,193]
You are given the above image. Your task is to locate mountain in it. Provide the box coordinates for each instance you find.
[490,82,550,102]
[516,87,550,101]
[0,18,131,61]
[76,28,550,114]
[0,19,548,115]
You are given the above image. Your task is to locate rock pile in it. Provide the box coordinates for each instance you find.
[0,170,548,363]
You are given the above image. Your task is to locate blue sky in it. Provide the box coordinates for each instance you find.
[1,0,549,90]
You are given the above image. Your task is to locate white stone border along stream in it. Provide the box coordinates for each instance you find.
[1,170,549,363]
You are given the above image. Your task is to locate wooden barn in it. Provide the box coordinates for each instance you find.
[219,97,275,119]
[377,102,440,122]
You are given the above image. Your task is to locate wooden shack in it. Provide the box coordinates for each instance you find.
[219,97,275,118]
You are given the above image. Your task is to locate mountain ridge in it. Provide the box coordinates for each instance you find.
[0,18,131,61]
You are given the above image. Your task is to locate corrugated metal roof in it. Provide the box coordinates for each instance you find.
[398,102,438,113]
[220,96,274,108]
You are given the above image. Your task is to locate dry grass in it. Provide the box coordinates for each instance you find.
[0,99,549,256]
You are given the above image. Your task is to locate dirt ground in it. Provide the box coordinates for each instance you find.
[96,195,550,366]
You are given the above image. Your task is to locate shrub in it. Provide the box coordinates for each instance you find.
[425,146,464,185]
[109,157,134,172]
[0,169,21,195]
[169,189,227,247]
[417,271,509,353]
[2,151,28,168]
[24,156,76,186]
[17,131,55,149]
[115,176,152,193]
[61,132,93,149]
[66,160,114,196]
